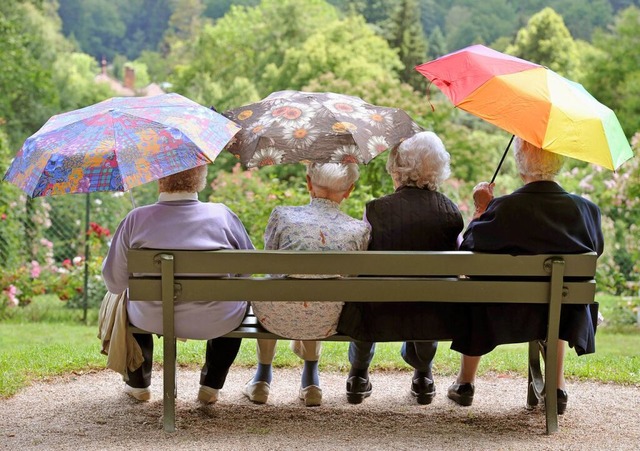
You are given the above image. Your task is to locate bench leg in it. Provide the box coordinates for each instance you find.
[163,336,177,433]
[159,253,177,433]
[543,258,565,434]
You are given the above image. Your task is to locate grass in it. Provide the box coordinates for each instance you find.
[1,295,638,398]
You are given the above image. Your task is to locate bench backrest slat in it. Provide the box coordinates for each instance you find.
[127,250,598,278]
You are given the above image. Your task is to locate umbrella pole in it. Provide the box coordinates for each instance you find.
[82,193,90,324]
[490,135,515,184]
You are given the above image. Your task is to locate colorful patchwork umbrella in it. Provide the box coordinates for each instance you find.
[416,45,633,173]
[3,93,241,197]
[223,90,422,168]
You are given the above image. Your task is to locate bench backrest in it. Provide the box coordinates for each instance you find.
[127,249,597,305]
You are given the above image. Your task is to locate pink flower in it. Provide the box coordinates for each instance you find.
[1,213,6,220]
[30,261,41,278]
[5,285,19,307]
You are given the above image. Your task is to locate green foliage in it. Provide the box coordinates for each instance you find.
[506,7,580,78]
[173,0,340,97]
[444,0,517,51]
[583,6,640,137]
[135,50,170,83]
[381,0,429,90]
[57,0,172,60]
[265,14,403,92]
[209,164,309,248]
[558,144,640,295]
[0,0,58,150]
[52,53,114,111]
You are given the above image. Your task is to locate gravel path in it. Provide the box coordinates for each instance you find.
[1,367,639,450]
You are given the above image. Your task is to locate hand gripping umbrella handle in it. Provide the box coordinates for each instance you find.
[490,135,515,184]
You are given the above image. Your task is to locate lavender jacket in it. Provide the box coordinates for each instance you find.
[102,192,254,339]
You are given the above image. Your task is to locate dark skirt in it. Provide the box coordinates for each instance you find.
[338,302,598,356]
[337,302,462,342]
[450,303,598,356]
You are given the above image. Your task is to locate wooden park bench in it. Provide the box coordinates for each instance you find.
[126,249,598,434]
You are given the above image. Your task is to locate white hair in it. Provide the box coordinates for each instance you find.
[386,131,451,190]
[513,137,565,181]
[306,162,360,193]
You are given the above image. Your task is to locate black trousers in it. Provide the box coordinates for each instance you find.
[126,333,242,389]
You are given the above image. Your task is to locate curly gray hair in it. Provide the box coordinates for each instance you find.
[386,131,451,190]
[158,164,208,193]
[513,137,565,181]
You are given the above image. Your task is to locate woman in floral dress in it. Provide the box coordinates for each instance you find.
[243,162,370,407]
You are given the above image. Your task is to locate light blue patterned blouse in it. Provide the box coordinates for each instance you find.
[252,197,371,339]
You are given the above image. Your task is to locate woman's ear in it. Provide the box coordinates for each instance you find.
[342,183,355,200]
[306,175,313,194]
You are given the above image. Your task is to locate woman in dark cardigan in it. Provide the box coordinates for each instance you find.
[338,131,463,406]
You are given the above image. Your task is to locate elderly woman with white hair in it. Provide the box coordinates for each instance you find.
[243,162,370,407]
[339,131,464,406]
[448,137,604,415]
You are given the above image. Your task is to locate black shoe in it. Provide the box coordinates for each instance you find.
[411,377,436,405]
[346,376,372,404]
[447,382,475,406]
[557,389,568,415]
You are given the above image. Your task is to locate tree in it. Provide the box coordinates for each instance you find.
[52,53,113,112]
[170,0,340,98]
[383,0,429,90]
[444,0,517,51]
[264,14,403,92]
[427,26,447,58]
[582,6,640,136]
[506,7,579,79]
[0,0,58,150]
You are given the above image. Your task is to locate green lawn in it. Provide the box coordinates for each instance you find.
[1,295,638,398]
[1,322,638,398]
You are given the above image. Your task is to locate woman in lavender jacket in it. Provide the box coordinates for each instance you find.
[102,164,254,404]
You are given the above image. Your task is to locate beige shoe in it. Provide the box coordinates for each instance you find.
[243,380,270,404]
[124,384,151,402]
[299,385,322,407]
[197,385,219,404]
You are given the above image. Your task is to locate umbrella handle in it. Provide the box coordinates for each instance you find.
[490,135,515,184]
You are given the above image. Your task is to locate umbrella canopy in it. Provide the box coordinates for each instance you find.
[416,45,633,171]
[3,93,241,197]
[223,90,422,168]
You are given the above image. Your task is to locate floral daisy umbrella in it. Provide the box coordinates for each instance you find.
[223,90,423,168]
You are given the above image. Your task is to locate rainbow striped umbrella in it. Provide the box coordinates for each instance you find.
[416,45,633,171]
[3,93,240,197]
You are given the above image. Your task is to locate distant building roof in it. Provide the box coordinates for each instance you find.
[95,57,164,97]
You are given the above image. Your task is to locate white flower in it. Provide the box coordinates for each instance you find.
[268,102,313,127]
[282,123,319,149]
[362,110,392,129]
[248,147,285,168]
[330,145,364,164]
[367,136,390,158]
